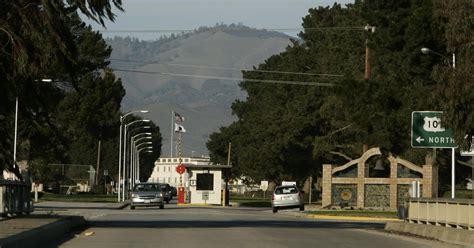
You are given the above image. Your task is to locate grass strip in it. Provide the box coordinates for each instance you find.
[39,193,117,202]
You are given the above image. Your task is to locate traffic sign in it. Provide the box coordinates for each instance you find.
[411,111,456,148]
[176,164,186,174]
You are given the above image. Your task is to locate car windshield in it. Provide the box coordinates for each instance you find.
[275,186,298,195]
[133,184,159,192]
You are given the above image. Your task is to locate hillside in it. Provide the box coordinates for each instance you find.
[108,25,292,156]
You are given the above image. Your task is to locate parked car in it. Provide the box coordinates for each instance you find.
[271,185,304,213]
[159,183,172,203]
[170,186,177,197]
[130,183,164,210]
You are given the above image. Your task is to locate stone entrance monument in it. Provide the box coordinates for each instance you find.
[322,147,437,210]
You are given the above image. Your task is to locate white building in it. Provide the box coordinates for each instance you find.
[148,157,209,187]
[148,156,231,205]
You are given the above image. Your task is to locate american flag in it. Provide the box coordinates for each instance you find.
[175,112,185,122]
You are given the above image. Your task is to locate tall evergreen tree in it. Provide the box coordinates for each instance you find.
[0,0,123,177]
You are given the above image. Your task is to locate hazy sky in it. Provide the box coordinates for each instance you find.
[86,0,353,40]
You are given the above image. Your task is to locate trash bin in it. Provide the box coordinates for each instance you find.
[397,206,407,220]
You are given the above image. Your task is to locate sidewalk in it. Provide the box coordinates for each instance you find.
[0,214,85,248]
[0,201,129,247]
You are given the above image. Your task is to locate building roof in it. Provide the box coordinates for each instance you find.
[155,156,232,169]
[184,164,232,169]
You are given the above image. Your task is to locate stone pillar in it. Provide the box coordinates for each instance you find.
[422,160,437,198]
[322,164,333,207]
[389,157,398,210]
[432,163,438,197]
[357,161,365,208]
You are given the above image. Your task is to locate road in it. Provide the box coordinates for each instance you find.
[48,201,457,248]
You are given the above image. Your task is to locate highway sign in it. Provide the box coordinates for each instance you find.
[411,111,456,148]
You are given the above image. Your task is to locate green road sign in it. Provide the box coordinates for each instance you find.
[411,111,456,148]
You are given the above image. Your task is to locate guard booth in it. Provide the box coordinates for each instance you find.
[186,164,232,205]
[148,157,231,205]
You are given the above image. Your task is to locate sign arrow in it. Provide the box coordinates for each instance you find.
[416,136,425,143]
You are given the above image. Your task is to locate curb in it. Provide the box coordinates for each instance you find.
[0,216,85,248]
[116,202,130,209]
[305,214,401,222]
[385,221,474,246]
[177,203,221,207]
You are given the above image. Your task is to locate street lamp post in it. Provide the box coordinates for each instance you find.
[130,136,152,189]
[132,141,152,184]
[129,133,152,184]
[13,97,18,170]
[133,143,153,184]
[118,110,148,202]
[126,127,151,190]
[13,79,54,172]
[421,47,455,69]
[122,119,150,201]
[421,47,456,199]
[136,147,153,183]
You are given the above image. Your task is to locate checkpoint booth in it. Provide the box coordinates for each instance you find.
[148,156,231,205]
[183,163,231,205]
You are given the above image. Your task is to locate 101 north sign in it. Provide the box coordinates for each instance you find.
[411,111,456,148]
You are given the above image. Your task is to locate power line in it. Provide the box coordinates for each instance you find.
[110,58,344,78]
[111,68,336,87]
[97,26,367,34]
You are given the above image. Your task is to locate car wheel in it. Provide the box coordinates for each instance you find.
[130,206,135,210]
[272,207,278,213]
[166,200,170,204]
[299,205,305,211]
[159,205,164,209]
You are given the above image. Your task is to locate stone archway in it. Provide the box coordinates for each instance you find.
[322,148,437,210]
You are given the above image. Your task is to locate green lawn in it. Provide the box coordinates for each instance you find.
[305,210,398,218]
[230,197,272,207]
[38,192,117,202]
[442,189,474,199]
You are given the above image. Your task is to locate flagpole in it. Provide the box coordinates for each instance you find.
[170,110,174,157]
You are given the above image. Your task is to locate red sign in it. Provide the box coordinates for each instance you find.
[176,164,186,174]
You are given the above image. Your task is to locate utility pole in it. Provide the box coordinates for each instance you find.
[13,97,18,169]
[95,139,101,186]
[308,176,312,205]
[223,142,231,207]
[364,24,375,80]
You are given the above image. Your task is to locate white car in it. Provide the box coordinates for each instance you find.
[272,185,304,213]
[130,183,165,210]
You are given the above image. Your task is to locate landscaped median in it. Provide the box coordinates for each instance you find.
[38,192,117,203]
[303,210,401,221]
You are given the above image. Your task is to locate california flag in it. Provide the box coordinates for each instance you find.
[174,123,186,133]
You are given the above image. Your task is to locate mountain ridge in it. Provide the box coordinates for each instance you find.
[108,24,293,156]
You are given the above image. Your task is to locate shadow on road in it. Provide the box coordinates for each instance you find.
[86,219,385,229]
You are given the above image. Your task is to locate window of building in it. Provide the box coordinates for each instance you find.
[174,178,177,183]
[157,166,159,172]
[184,159,189,162]
[167,159,171,162]
[173,159,177,162]
[196,173,213,191]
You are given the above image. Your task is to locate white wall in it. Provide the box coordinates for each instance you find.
[188,168,222,205]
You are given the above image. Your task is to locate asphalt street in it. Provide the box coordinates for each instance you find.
[47,201,458,248]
